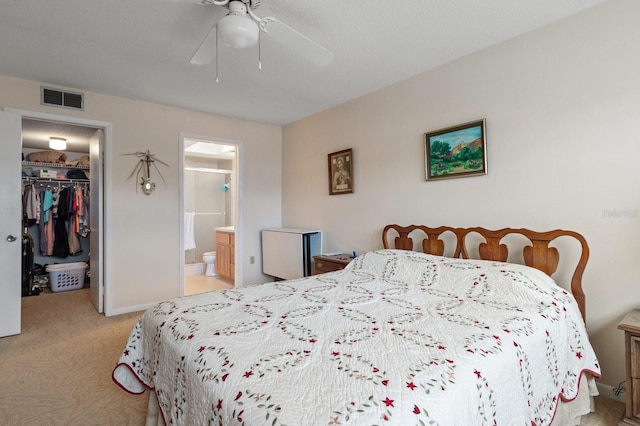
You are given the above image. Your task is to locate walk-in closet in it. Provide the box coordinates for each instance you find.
[20,119,96,300]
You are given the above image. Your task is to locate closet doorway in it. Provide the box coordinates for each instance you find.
[180,134,241,296]
[18,111,109,315]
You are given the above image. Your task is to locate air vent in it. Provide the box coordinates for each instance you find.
[40,86,84,111]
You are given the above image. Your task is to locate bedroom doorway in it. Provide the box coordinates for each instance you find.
[179,134,241,296]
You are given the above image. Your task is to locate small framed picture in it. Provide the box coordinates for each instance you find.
[328,148,353,195]
[425,119,487,181]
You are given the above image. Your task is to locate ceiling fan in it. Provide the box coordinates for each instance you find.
[182,0,334,68]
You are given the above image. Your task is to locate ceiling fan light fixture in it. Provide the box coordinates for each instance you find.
[49,137,67,151]
[217,3,259,48]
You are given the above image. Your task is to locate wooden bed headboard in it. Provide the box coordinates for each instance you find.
[382,225,590,320]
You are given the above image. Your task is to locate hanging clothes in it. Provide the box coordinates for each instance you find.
[52,187,70,258]
[78,187,90,237]
[39,188,54,256]
[68,215,82,255]
[42,188,53,222]
[22,183,40,226]
[68,186,82,256]
[22,179,90,258]
[75,186,84,216]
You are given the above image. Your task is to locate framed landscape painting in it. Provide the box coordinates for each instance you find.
[424,119,487,181]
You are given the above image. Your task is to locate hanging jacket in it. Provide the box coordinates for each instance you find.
[22,184,40,227]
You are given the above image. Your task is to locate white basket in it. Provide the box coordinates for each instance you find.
[46,262,87,292]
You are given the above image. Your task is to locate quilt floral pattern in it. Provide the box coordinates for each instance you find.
[113,249,600,425]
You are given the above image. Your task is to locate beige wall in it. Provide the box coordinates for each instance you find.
[282,0,640,391]
[1,75,282,313]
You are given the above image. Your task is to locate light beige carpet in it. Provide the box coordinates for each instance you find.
[0,287,626,425]
[582,395,626,425]
[0,288,148,425]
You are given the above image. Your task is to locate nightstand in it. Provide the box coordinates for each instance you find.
[313,254,352,275]
[618,309,640,426]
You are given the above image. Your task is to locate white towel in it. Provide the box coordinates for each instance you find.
[184,212,196,250]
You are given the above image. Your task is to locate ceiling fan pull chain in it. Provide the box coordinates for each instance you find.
[215,29,220,83]
[247,0,263,70]
[258,32,262,70]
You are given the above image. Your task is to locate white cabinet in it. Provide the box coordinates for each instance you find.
[261,228,322,280]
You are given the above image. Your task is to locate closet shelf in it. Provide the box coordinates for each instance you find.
[22,161,89,170]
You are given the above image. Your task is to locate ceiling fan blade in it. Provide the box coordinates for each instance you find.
[190,24,217,65]
[170,0,229,4]
[262,18,334,67]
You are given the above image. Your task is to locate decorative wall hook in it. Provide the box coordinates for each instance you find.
[123,150,169,195]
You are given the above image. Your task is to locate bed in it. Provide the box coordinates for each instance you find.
[113,225,601,425]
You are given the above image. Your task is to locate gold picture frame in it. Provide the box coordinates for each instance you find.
[425,119,487,181]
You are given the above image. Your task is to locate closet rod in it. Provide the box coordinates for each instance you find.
[22,177,89,186]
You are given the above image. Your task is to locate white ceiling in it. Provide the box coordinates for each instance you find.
[21,118,98,152]
[3,0,606,142]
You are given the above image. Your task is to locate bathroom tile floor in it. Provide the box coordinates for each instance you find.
[185,274,234,296]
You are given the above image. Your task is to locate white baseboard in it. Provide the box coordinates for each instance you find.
[107,301,157,316]
[596,381,626,403]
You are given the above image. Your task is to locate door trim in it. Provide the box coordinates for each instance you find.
[6,108,113,315]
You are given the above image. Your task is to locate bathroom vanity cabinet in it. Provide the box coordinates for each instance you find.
[216,229,234,282]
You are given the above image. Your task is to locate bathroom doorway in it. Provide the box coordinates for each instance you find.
[180,135,240,296]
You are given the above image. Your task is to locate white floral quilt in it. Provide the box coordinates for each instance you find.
[113,249,600,425]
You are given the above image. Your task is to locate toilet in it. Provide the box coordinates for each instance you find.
[202,251,217,276]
